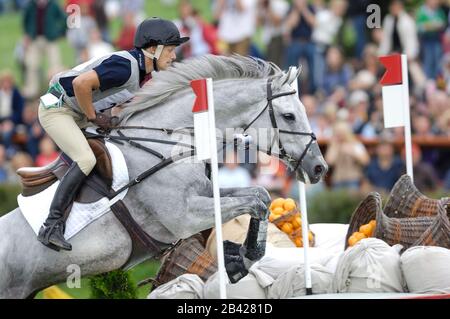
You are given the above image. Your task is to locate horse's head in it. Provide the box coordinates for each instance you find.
[240,66,328,184]
[119,55,327,183]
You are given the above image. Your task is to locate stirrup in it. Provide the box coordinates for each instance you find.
[37,221,71,251]
[37,225,61,252]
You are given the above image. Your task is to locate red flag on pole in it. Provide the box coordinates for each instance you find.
[191,79,209,113]
[379,54,414,180]
[191,79,212,160]
[190,78,228,298]
[379,54,407,128]
[379,54,403,86]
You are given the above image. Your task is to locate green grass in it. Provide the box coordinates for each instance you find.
[34,259,161,299]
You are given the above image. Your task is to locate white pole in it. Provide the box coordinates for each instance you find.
[292,74,313,294]
[401,55,414,181]
[298,182,312,294]
[206,78,227,299]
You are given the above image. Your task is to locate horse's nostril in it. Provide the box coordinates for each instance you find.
[314,165,324,175]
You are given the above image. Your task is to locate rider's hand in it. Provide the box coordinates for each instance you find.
[90,113,119,130]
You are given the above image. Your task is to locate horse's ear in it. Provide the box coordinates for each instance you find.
[276,66,302,87]
[274,68,291,88]
[286,66,302,86]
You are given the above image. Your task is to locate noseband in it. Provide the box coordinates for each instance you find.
[242,78,317,173]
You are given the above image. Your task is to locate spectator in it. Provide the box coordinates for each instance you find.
[121,0,145,22]
[9,151,33,183]
[347,90,369,134]
[379,0,426,91]
[312,0,347,90]
[35,135,59,167]
[214,0,257,56]
[91,0,110,43]
[403,144,440,192]
[175,0,219,58]
[360,109,383,138]
[87,28,114,60]
[313,102,336,139]
[349,44,380,92]
[436,108,450,136]
[284,0,316,93]
[66,1,97,63]
[22,0,66,99]
[258,0,290,67]
[426,90,449,130]
[442,52,450,94]
[365,139,405,192]
[0,71,25,151]
[345,0,370,59]
[379,0,419,60]
[412,114,434,137]
[22,103,44,159]
[0,144,8,182]
[319,46,353,96]
[325,121,370,190]
[416,0,447,79]
[115,12,137,51]
[218,150,252,188]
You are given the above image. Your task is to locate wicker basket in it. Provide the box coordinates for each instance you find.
[413,202,450,249]
[344,192,382,249]
[384,174,450,218]
[375,210,435,251]
[272,208,315,247]
[151,233,217,290]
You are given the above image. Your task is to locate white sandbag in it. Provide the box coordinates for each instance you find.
[267,263,333,298]
[203,270,267,299]
[206,214,294,258]
[309,223,349,254]
[323,251,344,274]
[147,274,204,299]
[332,238,405,293]
[249,246,334,288]
[401,246,450,294]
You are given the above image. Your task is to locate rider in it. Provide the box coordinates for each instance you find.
[37,18,189,251]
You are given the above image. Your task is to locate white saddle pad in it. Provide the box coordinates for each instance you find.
[19,141,129,240]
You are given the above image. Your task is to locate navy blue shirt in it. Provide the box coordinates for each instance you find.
[365,156,405,191]
[59,49,148,97]
[290,5,315,41]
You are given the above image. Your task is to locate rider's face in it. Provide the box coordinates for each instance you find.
[157,45,177,70]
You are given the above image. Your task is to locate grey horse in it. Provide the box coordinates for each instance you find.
[0,55,327,298]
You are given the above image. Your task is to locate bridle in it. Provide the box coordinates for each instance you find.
[89,78,317,197]
[242,78,317,173]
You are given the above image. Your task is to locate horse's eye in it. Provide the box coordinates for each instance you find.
[283,113,296,121]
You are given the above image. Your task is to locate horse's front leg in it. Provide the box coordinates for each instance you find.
[175,195,268,238]
[219,186,271,220]
[218,187,271,269]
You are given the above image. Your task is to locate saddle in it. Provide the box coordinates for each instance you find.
[17,137,172,268]
[17,139,113,203]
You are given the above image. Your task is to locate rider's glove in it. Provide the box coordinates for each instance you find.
[91,113,119,130]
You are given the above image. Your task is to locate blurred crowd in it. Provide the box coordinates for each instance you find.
[0,0,449,196]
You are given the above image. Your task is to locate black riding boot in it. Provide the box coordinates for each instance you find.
[37,162,87,251]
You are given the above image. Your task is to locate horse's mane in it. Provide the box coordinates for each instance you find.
[119,54,283,122]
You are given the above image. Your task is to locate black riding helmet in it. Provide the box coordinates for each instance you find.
[134,17,190,49]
